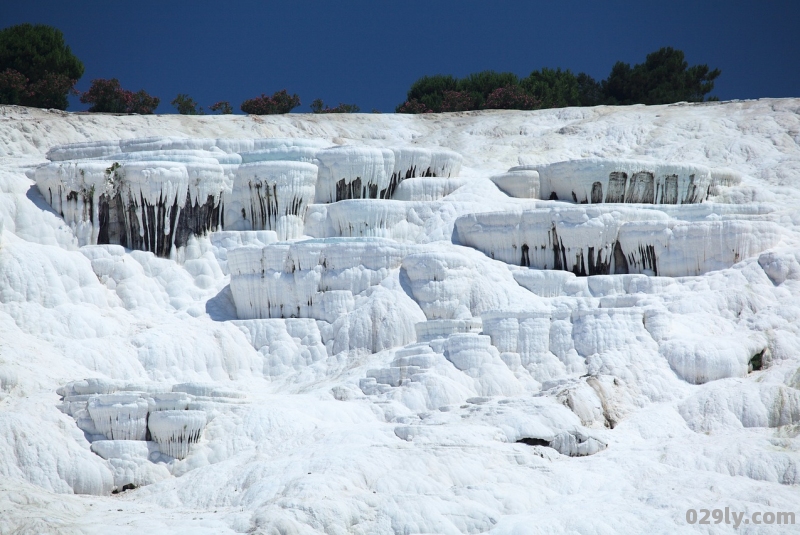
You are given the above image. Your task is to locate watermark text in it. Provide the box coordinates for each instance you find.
[686,508,795,528]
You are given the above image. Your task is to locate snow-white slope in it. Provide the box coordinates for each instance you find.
[1,100,800,534]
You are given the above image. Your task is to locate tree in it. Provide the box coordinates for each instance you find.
[575,72,604,107]
[396,47,721,112]
[0,24,84,109]
[171,93,203,115]
[603,47,721,105]
[458,70,520,107]
[521,68,585,108]
[240,90,300,114]
[80,78,159,114]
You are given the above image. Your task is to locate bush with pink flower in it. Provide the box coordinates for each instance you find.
[484,85,541,110]
[240,90,300,115]
[80,78,159,114]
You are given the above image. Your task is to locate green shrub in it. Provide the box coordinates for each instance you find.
[575,73,604,107]
[0,24,83,109]
[241,90,300,114]
[171,93,202,115]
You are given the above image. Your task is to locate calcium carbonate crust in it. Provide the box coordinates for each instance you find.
[1,100,800,534]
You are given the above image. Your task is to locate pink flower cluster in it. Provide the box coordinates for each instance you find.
[439,90,479,112]
[0,68,77,108]
[396,99,431,114]
[484,86,541,110]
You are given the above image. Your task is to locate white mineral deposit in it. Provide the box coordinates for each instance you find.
[1,100,799,533]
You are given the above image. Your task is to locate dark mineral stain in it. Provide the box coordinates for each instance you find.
[590,181,603,204]
[625,171,654,203]
[517,438,550,447]
[613,241,629,274]
[682,174,698,204]
[521,243,530,267]
[662,174,678,204]
[605,171,627,203]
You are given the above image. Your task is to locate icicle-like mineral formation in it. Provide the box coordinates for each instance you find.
[34,158,231,255]
[311,145,463,202]
[224,161,317,239]
[227,237,409,321]
[147,410,207,459]
[314,146,395,202]
[87,394,150,441]
[519,158,712,204]
[37,137,467,256]
[385,147,463,199]
[35,137,332,256]
[455,206,783,277]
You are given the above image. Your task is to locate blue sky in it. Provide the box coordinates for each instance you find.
[1,0,798,112]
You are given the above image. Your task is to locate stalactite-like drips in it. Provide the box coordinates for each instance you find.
[147,410,207,459]
[87,394,149,441]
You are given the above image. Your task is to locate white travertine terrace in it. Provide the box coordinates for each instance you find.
[5,101,800,532]
[455,206,782,276]
[227,237,409,321]
[34,158,230,255]
[415,318,483,342]
[224,161,317,239]
[489,169,540,199]
[517,158,713,204]
[392,177,468,201]
[314,146,394,202]
[87,394,150,441]
[34,138,464,256]
[147,410,207,459]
